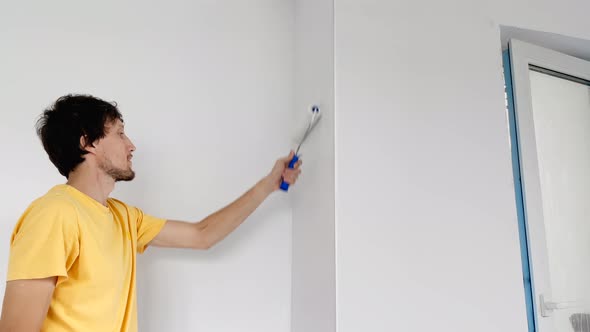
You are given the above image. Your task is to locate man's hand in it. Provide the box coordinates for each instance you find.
[263,150,302,192]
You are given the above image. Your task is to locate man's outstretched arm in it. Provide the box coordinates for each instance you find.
[149,152,302,250]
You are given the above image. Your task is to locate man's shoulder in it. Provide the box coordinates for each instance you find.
[17,185,82,226]
[31,185,80,212]
[14,186,80,234]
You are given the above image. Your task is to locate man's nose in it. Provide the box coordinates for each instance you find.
[129,140,136,152]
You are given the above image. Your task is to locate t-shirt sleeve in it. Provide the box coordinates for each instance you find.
[7,199,79,286]
[132,206,167,254]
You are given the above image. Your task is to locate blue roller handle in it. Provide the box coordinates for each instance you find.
[280,154,299,192]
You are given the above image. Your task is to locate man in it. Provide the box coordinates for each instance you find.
[0,94,301,331]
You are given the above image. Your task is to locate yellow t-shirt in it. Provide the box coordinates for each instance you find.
[7,184,167,332]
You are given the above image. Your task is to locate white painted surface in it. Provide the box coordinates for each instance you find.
[334,1,590,331]
[291,0,335,331]
[0,1,293,331]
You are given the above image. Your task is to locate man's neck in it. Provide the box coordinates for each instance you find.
[66,169,115,207]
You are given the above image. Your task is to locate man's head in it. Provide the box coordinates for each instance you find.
[36,94,136,181]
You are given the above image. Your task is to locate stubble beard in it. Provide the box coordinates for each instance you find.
[99,158,135,182]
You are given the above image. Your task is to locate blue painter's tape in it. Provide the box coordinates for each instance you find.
[503,49,536,332]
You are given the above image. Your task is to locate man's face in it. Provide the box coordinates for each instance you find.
[93,119,136,182]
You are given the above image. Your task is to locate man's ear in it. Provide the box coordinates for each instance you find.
[80,135,97,154]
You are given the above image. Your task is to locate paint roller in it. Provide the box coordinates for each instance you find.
[280,105,321,191]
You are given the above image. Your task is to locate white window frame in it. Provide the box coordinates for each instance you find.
[508,38,590,332]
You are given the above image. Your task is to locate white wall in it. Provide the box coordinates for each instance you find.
[0,1,294,331]
[334,0,590,331]
[291,0,335,332]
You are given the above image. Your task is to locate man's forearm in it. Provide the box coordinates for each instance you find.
[197,177,274,248]
[152,153,299,250]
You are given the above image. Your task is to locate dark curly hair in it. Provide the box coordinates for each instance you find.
[36,94,123,178]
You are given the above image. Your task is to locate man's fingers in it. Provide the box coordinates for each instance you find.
[281,150,295,162]
[282,176,298,184]
[279,151,302,169]
[276,152,302,186]
[282,168,301,183]
[283,168,301,176]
